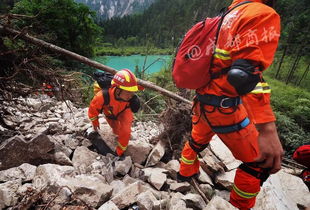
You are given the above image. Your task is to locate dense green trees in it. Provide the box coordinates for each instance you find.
[101,0,310,50]
[100,0,230,48]
[10,0,102,57]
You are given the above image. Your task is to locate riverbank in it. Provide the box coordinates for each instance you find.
[95,46,174,56]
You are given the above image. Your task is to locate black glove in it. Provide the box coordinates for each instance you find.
[129,95,140,113]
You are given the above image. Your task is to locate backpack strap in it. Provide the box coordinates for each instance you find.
[101,88,130,120]
[100,88,110,113]
[210,1,253,77]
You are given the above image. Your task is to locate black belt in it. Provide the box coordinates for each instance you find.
[197,93,242,108]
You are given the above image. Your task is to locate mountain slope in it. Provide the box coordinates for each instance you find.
[75,0,156,20]
[101,0,231,47]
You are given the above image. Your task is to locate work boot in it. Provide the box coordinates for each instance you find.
[176,172,199,183]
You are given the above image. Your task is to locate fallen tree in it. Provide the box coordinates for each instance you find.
[0,25,191,105]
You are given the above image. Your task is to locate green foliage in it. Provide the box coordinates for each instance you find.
[267,76,310,131]
[11,0,102,57]
[0,0,18,14]
[276,0,310,46]
[100,0,231,48]
[274,111,309,156]
[265,76,310,155]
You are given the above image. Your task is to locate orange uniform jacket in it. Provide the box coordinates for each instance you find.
[197,0,280,124]
[88,87,133,156]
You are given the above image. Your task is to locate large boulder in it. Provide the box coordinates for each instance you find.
[254,171,310,210]
[115,156,132,176]
[32,164,112,208]
[125,140,153,164]
[137,190,158,210]
[111,181,148,209]
[0,134,55,170]
[71,146,99,173]
[142,168,168,190]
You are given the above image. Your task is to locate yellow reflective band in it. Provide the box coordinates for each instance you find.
[119,85,138,92]
[123,71,130,82]
[215,48,230,55]
[117,142,127,151]
[180,155,197,165]
[233,184,259,199]
[111,80,138,92]
[214,53,232,60]
[250,82,271,94]
[90,116,98,121]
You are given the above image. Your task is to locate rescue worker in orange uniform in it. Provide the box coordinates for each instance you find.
[177,0,284,209]
[88,69,142,156]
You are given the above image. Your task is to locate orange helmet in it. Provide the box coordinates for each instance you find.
[111,69,139,92]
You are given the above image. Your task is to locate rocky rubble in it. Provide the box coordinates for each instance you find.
[0,95,309,209]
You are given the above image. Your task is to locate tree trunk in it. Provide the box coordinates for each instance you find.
[0,25,191,105]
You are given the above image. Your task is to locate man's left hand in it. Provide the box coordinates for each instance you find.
[255,121,284,174]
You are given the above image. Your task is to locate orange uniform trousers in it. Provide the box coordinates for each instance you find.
[106,108,133,156]
[179,101,261,209]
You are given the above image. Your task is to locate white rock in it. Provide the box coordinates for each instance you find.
[0,180,21,208]
[198,167,214,186]
[148,170,167,190]
[203,196,237,210]
[200,184,214,200]
[72,146,99,173]
[110,180,126,197]
[145,140,166,167]
[169,181,191,193]
[215,169,236,191]
[0,163,36,182]
[165,159,180,178]
[254,171,310,210]
[17,183,33,195]
[111,181,148,209]
[182,193,207,209]
[168,192,190,210]
[115,156,132,176]
[209,135,241,170]
[142,168,168,190]
[125,140,152,164]
[137,190,158,210]
[214,189,231,202]
[98,201,120,210]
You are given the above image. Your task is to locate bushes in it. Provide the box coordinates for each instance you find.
[274,111,308,156]
[268,76,310,131]
[266,76,310,156]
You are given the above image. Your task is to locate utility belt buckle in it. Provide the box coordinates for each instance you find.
[220,97,239,108]
[220,97,231,108]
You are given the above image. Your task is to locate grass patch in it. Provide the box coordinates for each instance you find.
[95,46,174,56]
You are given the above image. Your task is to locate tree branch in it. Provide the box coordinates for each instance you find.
[0,25,191,105]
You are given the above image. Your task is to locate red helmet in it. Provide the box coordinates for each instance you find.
[111,69,139,92]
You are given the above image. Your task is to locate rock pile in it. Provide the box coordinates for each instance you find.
[0,95,309,209]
